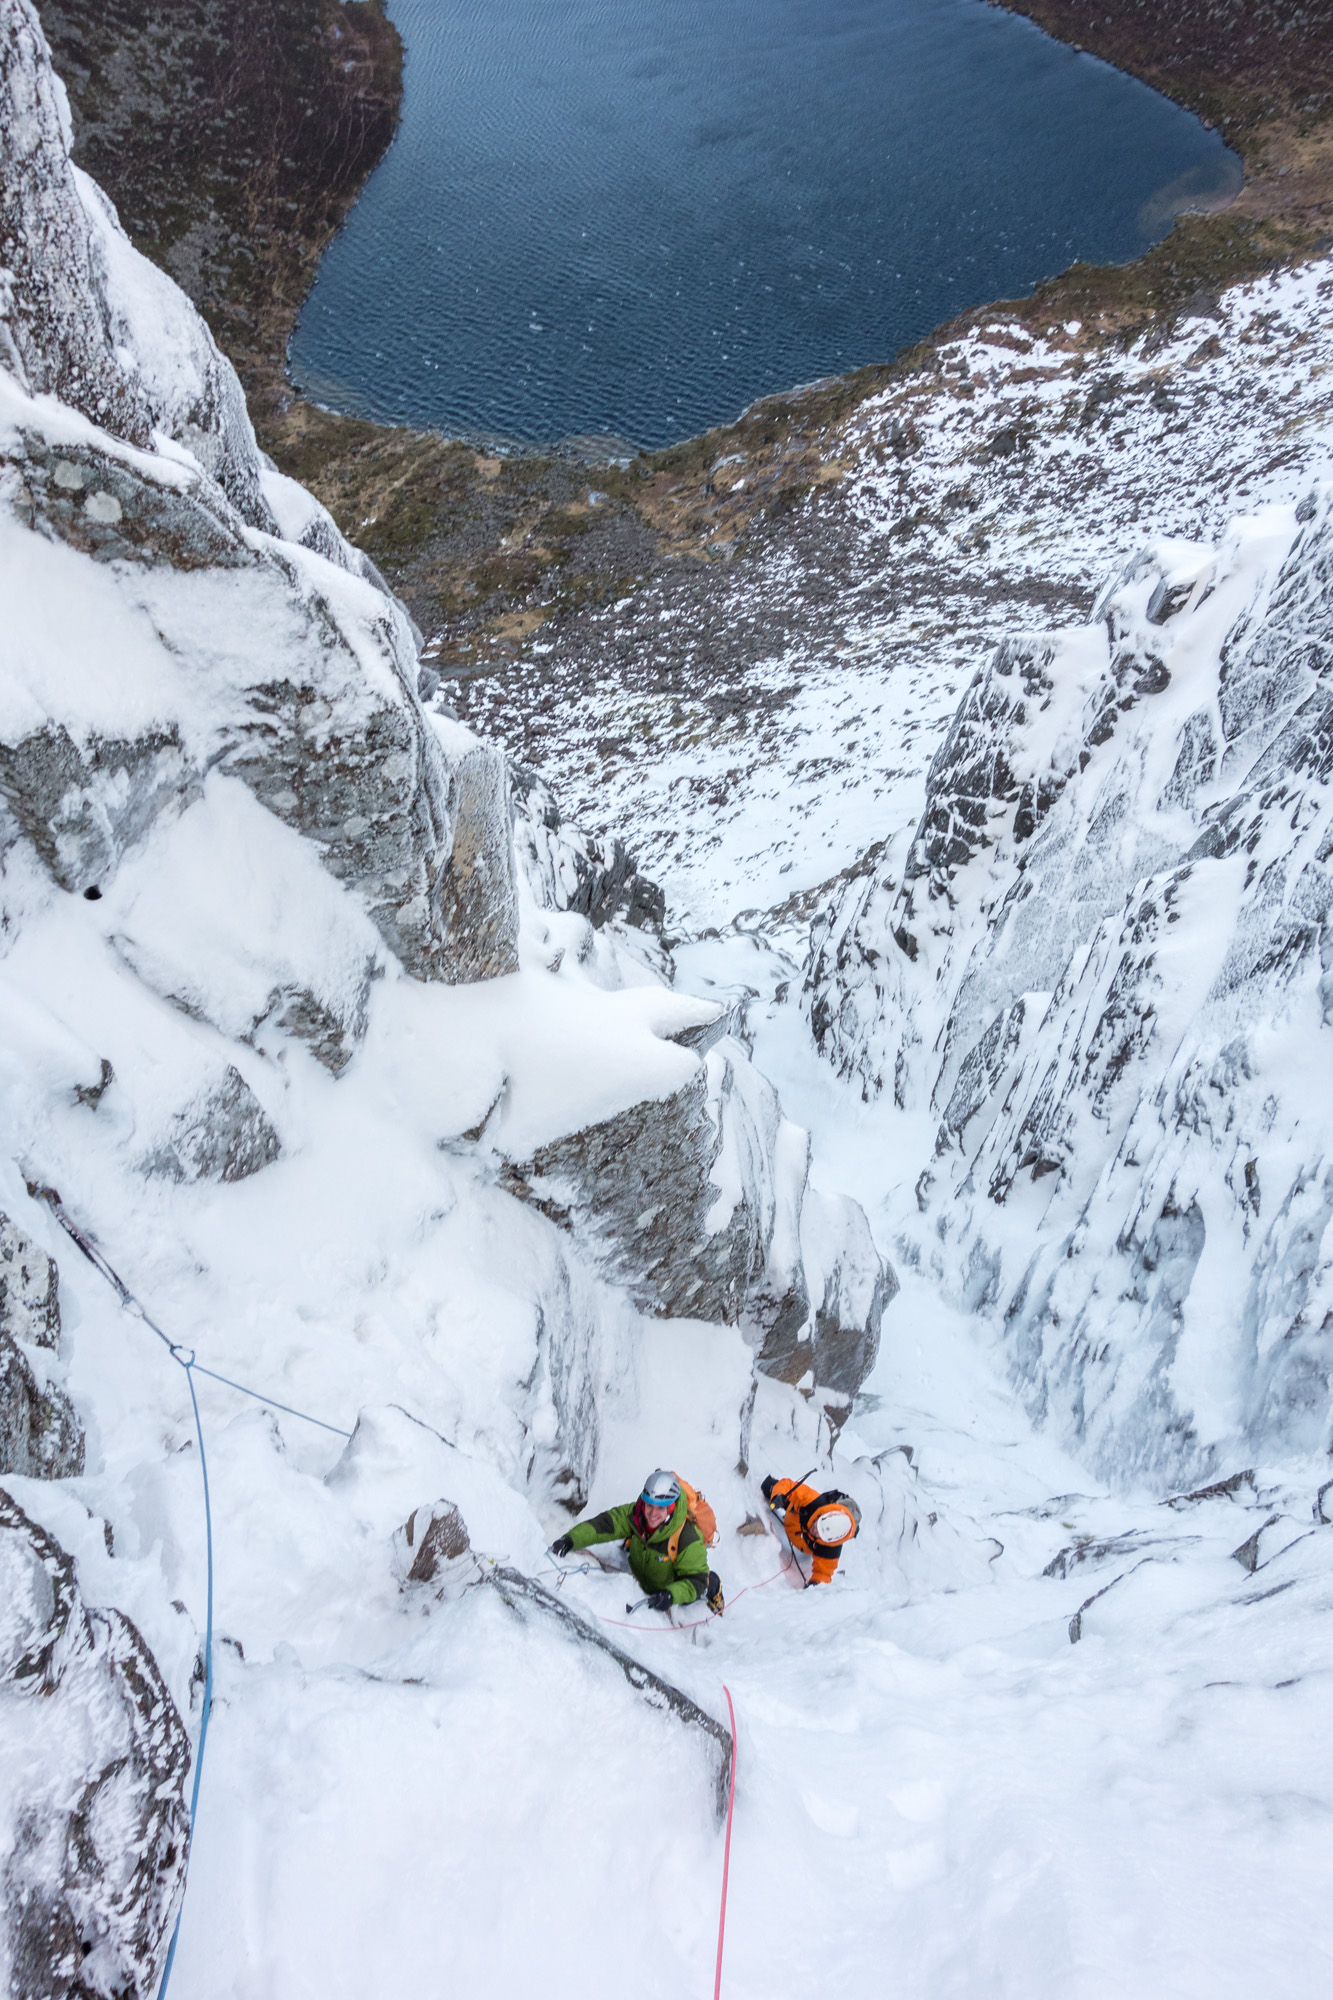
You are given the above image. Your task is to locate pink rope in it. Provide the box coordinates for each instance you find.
[713,1684,738,2000]
[538,1523,802,1634]
[594,1548,797,1633]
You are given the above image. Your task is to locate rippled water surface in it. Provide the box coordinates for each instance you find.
[290,0,1238,451]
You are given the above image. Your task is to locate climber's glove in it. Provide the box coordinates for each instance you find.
[644,1589,674,1613]
[549,1535,575,1559]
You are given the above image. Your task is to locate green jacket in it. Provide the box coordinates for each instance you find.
[568,1493,710,1606]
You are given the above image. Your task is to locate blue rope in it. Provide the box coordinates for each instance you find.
[188,1360,352,1438]
[29,1185,352,1992]
[32,1187,352,1439]
[155,1354,215,2000]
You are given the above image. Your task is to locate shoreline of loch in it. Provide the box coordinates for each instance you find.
[39,0,1333,692]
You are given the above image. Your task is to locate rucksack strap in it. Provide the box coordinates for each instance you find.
[666,1517,701,1565]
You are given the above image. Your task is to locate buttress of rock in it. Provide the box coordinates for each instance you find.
[0,0,270,526]
[0,0,522,1014]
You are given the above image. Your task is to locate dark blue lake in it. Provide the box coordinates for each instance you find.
[289,0,1239,452]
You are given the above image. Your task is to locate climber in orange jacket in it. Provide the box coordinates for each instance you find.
[763,1474,861,1584]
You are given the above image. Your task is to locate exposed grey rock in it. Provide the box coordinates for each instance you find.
[511,764,667,938]
[436,733,519,982]
[0,1212,59,1349]
[0,0,150,445]
[220,631,457,984]
[0,719,199,896]
[139,1064,281,1185]
[503,1037,892,1408]
[0,0,273,529]
[253,976,374,1079]
[12,435,257,571]
[0,1332,83,1478]
[804,1196,896,1404]
[0,1489,190,1999]
[504,1067,726,1319]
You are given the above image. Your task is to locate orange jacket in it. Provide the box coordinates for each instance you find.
[770,1478,843,1585]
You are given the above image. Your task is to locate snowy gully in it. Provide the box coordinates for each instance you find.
[2,0,1333,1994]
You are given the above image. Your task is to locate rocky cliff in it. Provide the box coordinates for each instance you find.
[808,484,1333,1488]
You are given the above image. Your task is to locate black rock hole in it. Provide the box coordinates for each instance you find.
[83,886,102,901]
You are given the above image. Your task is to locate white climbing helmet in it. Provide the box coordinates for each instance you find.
[808,1500,859,1546]
[641,1468,681,1507]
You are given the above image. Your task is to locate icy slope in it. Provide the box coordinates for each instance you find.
[148,1280,1333,2000]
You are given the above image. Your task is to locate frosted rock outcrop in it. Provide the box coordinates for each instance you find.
[512,764,667,942]
[809,490,1333,1485]
[0,1210,80,1479]
[0,1334,81,1478]
[503,1028,894,1413]
[0,1490,189,1999]
[0,1209,58,1348]
[0,0,519,995]
[138,1063,282,1185]
[0,0,269,527]
[393,1498,481,1599]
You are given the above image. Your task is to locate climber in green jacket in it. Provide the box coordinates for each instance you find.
[549,1467,717,1612]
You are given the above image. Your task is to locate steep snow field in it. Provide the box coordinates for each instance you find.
[4,0,1333,1992]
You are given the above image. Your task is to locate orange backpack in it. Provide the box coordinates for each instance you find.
[666,1474,719,1562]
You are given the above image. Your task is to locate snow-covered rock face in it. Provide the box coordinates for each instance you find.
[809,487,1333,1487]
[0,1489,189,1999]
[0,22,901,1988]
[0,0,269,530]
[0,386,520,990]
[502,1024,894,1411]
[1,0,521,996]
[511,762,668,947]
